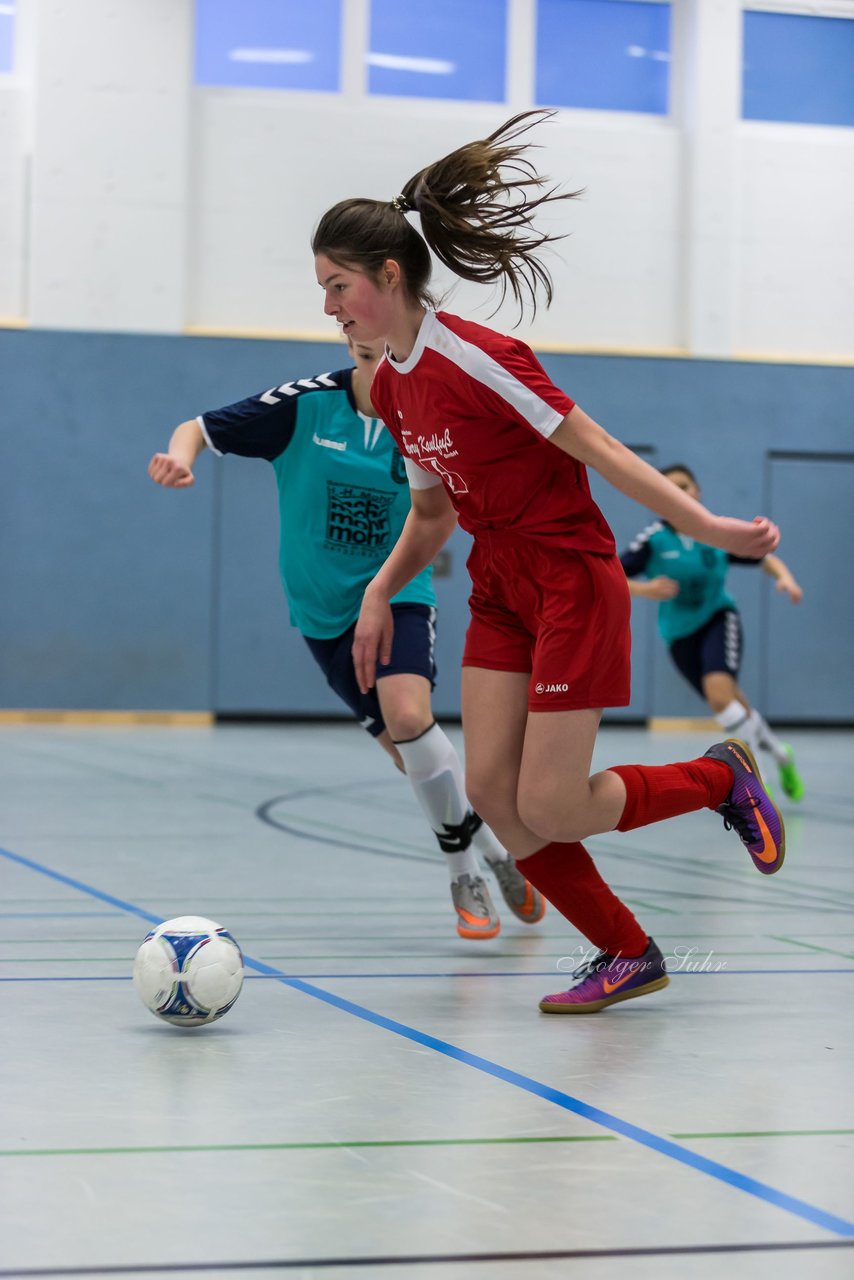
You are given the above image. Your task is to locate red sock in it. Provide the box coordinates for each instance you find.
[610,759,732,832]
[517,840,648,956]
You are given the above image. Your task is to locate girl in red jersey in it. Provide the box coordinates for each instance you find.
[312,111,786,1014]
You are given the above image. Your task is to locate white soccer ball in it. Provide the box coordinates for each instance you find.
[133,915,244,1027]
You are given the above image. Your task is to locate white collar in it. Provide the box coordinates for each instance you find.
[384,310,436,375]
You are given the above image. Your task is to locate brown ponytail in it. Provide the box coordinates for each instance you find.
[404,110,580,315]
[312,110,581,319]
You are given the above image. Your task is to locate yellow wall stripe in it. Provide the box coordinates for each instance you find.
[648,717,718,732]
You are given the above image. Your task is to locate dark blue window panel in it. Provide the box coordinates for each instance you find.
[0,3,15,74]
[536,0,670,115]
[368,0,507,102]
[743,11,854,127]
[195,0,342,92]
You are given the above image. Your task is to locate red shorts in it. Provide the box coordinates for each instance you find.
[462,534,632,712]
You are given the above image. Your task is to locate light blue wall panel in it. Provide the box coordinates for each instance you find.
[3,329,853,721]
[0,331,217,710]
[0,329,338,711]
[536,351,854,721]
[762,455,854,719]
[426,525,474,720]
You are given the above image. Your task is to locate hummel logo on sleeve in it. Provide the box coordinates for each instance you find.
[260,374,337,405]
[628,521,663,552]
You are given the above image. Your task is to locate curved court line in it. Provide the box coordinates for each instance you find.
[3,844,854,1240]
[256,790,440,864]
[259,782,854,917]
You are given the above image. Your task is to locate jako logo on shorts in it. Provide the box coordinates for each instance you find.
[535,682,569,694]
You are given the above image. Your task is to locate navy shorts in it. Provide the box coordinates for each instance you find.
[668,607,743,695]
[304,603,437,738]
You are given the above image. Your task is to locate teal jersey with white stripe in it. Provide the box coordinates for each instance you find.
[200,368,435,639]
[620,522,745,645]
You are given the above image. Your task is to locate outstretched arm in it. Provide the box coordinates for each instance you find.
[627,576,680,601]
[551,406,780,559]
[148,419,207,488]
[762,553,803,603]
[353,483,457,694]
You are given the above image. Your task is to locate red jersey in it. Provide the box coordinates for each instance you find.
[370,311,615,553]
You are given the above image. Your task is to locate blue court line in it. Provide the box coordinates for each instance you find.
[3,843,854,1240]
[3,969,854,983]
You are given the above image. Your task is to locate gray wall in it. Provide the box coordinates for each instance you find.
[3,329,853,721]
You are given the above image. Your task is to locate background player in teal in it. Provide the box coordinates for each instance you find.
[620,464,804,800]
[147,337,544,940]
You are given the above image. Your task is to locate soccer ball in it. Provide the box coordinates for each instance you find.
[133,916,244,1027]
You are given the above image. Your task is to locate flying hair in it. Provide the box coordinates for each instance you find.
[402,109,581,316]
[312,110,583,321]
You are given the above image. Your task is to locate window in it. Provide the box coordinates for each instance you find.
[536,0,671,115]
[194,0,342,92]
[0,2,15,74]
[743,10,854,127]
[368,0,507,102]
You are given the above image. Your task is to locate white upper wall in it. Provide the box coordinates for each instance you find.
[736,124,854,360]
[25,0,192,333]
[2,0,853,357]
[188,94,682,351]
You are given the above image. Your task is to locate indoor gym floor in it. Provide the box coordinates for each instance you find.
[1,722,853,1280]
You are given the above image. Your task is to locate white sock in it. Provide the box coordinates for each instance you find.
[716,698,762,758]
[468,813,510,865]
[395,723,480,883]
[716,699,750,734]
[745,708,788,765]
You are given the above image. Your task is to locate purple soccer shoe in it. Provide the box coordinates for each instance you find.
[539,938,669,1014]
[705,739,786,875]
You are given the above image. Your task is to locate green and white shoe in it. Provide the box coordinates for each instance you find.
[778,745,805,802]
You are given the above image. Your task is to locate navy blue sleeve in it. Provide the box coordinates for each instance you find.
[619,526,658,577]
[200,370,347,462]
[620,543,651,577]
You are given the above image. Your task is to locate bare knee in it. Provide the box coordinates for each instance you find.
[385,708,433,744]
[517,780,590,845]
[377,675,434,744]
[465,771,519,837]
[519,809,588,845]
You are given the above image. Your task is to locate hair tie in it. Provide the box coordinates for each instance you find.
[391,195,413,214]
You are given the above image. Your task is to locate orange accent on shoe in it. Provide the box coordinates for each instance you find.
[457,922,500,940]
[602,968,641,995]
[530,893,546,922]
[523,883,546,922]
[728,745,753,774]
[457,907,491,927]
[747,794,779,864]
